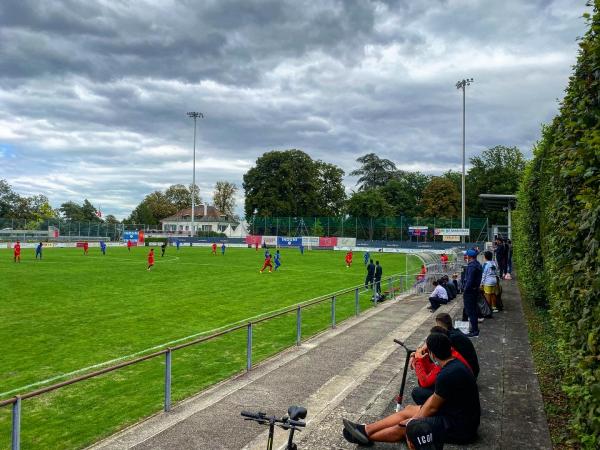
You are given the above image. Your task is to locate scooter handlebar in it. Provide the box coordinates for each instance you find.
[393,339,415,353]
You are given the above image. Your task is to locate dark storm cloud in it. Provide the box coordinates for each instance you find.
[0,0,590,218]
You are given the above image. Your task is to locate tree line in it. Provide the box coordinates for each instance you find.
[243,145,525,224]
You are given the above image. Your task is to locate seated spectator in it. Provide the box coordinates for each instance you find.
[342,333,480,445]
[406,419,443,450]
[427,280,449,311]
[442,275,457,300]
[410,326,473,405]
[435,313,479,378]
[481,250,499,312]
[451,273,460,294]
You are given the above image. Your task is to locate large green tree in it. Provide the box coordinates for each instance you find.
[350,153,397,191]
[346,189,394,218]
[384,170,431,217]
[421,177,460,217]
[213,181,237,219]
[243,150,345,217]
[60,199,101,222]
[466,145,526,221]
[165,184,201,210]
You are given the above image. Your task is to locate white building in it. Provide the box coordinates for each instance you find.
[160,205,245,237]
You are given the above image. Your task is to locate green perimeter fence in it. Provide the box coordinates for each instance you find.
[0,255,461,450]
[0,217,489,242]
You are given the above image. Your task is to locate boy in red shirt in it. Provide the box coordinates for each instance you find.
[260,251,273,273]
[127,239,133,252]
[147,248,155,271]
[410,326,473,405]
[83,241,89,255]
[13,241,21,263]
[212,242,217,255]
[440,253,449,271]
[345,250,353,268]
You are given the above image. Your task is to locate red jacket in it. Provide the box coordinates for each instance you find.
[413,348,472,388]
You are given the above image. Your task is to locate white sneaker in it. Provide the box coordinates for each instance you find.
[478,317,485,323]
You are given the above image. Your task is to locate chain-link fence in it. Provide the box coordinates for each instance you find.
[246,216,489,242]
[0,216,489,242]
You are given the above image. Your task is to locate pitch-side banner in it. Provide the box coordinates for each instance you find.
[263,235,277,246]
[434,228,470,236]
[245,235,262,245]
[337,237,357,247]
[302,236,319,247]
[123,231,139,242]
[319,237,338,247]
[278,236,302,247]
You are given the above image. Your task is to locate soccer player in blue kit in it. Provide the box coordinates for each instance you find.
[274,249,281,270]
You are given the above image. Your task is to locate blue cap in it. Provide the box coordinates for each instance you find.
[466,249,477,257]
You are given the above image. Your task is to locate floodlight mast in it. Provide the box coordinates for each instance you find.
[456,78,473,241]
[187,112,204,238]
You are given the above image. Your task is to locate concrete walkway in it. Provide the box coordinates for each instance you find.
[91,275,551,450]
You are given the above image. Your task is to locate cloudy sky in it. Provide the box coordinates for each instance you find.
[0,0,589,218]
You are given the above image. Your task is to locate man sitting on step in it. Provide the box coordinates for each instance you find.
[342,333,480,446]
[428,280,449,311]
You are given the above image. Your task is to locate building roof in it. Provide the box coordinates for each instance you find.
[479,194,517,210]
[160,205,239,224]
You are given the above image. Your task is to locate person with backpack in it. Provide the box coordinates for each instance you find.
[481,251,498,312]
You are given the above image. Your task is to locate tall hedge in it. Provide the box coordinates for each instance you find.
[514,2,600,447]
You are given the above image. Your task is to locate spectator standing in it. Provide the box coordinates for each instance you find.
[506,239,513,275]
[374,261,383,296]
[463,250,483,337]
[365,259,376,289]
[35,242,43,260]
[481,251,498,312]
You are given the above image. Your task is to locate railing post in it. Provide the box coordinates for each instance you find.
[331,296,336,328]
[296,306,302,346]
[388,277,392,296]
[355,288,360,316]
[164,349,172,412]
[12,396,21,450]
[246,322,253,371]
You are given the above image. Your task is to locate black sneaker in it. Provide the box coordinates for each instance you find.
[466,331,480,338]
[342,418,372,446]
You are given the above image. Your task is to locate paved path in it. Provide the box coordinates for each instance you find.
[92,274,551,449]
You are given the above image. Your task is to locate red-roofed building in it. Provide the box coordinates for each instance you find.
[160,204,241,236]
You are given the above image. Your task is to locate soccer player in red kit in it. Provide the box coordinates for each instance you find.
[440,253,449,271]
[83,241,89,255]
[127,239,133,252]
[212,242,217,255]
[260,251,273,273]
[147,248,155,271]
[13,240,21,263]
[255,242,259,251]
[345,250,353,268]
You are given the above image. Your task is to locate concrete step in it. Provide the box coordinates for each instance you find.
[91,292,446,450]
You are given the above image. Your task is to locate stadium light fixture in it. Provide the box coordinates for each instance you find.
[456,78,474,239]
[187,112,204,238]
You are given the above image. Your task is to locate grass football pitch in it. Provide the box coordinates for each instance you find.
[0,246,422,449]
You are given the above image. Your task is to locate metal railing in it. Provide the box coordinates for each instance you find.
[0,257,463,450]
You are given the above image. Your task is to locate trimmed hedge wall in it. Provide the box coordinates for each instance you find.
[513,3,600,447]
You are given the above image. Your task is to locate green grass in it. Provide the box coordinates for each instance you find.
[0,246,421,449]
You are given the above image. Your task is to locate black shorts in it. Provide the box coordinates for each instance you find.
[419,415,477,445]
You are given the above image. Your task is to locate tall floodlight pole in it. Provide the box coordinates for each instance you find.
[186,112,204,238]
[456,78,473,240]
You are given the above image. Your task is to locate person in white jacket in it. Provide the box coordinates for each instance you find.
[481,251,498,312]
